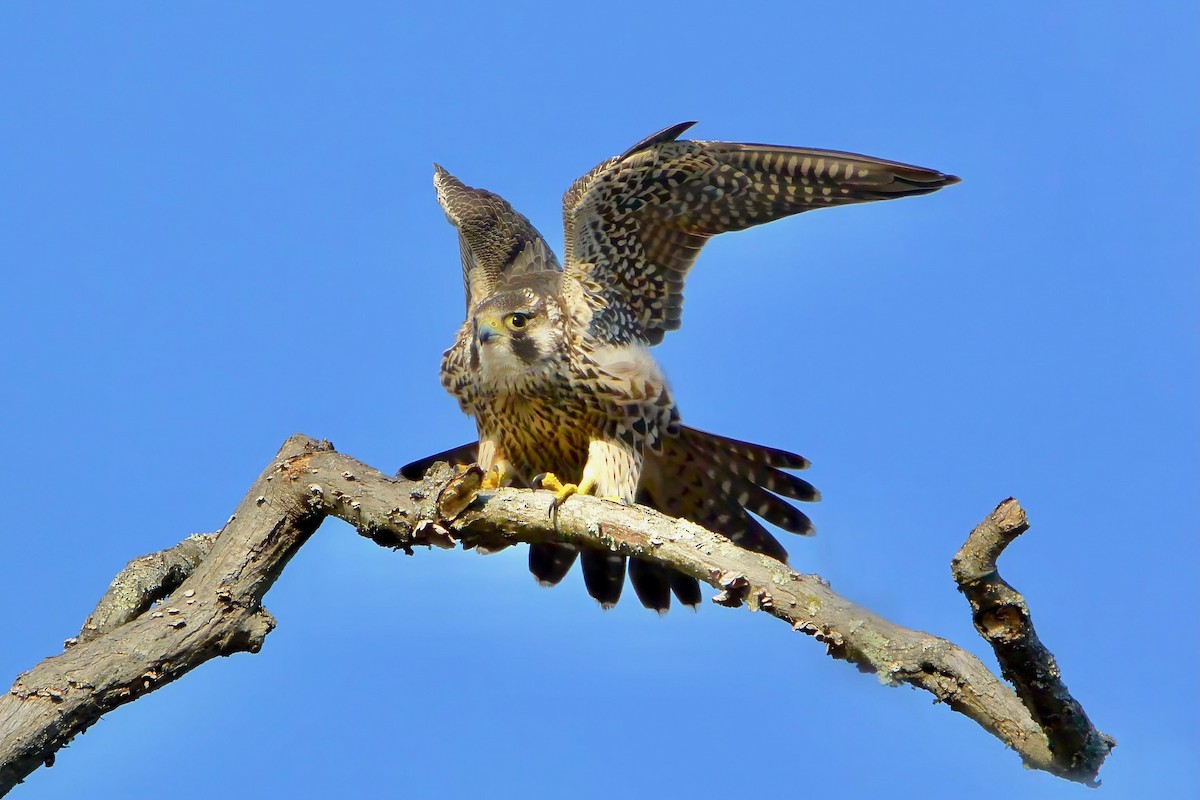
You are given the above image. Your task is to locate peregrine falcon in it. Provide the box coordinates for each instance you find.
[402,121,957,611]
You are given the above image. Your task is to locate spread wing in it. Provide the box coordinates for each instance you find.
[434,164,561,312]
[562,121,960,345]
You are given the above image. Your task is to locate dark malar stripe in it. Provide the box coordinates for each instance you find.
[510,335,540,363]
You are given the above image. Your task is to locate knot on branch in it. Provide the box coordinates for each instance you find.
[711,573,750,607]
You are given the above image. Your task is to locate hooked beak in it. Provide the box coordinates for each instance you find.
[477,317,502,345]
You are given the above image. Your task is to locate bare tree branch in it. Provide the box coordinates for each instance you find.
[951,499,1116,784]
[0,435,1113,795]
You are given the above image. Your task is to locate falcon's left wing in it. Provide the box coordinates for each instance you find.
[562,122,959,345]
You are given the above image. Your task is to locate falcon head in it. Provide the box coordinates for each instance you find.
[468,274,566,387]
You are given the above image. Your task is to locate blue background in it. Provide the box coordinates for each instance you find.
[2,3,1196,798]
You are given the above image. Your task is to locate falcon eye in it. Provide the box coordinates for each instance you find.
[505,312,530,331]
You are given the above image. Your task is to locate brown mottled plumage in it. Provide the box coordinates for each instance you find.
[402,122,958,611]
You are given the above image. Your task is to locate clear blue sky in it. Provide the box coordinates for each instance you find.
[2,4,1196,798]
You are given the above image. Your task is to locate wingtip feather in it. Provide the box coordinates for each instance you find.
[617,121,700,160]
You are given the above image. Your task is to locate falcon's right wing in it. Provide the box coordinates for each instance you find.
[434,165,562,313]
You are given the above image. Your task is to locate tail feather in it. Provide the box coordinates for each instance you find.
[580,550,626,609]
[681,428,811,470]
[669,572,703,608]
[529,543,578,586]
[719,470,815,536]
[681,428,819,502]
[640,424,817,563]
[628,558,672,612]
[628,558,704,612]
[724,507,792,563]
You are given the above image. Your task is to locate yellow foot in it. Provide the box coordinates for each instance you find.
[537,473,596,521]
[538,472,579,503]
[479,464,507,490]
